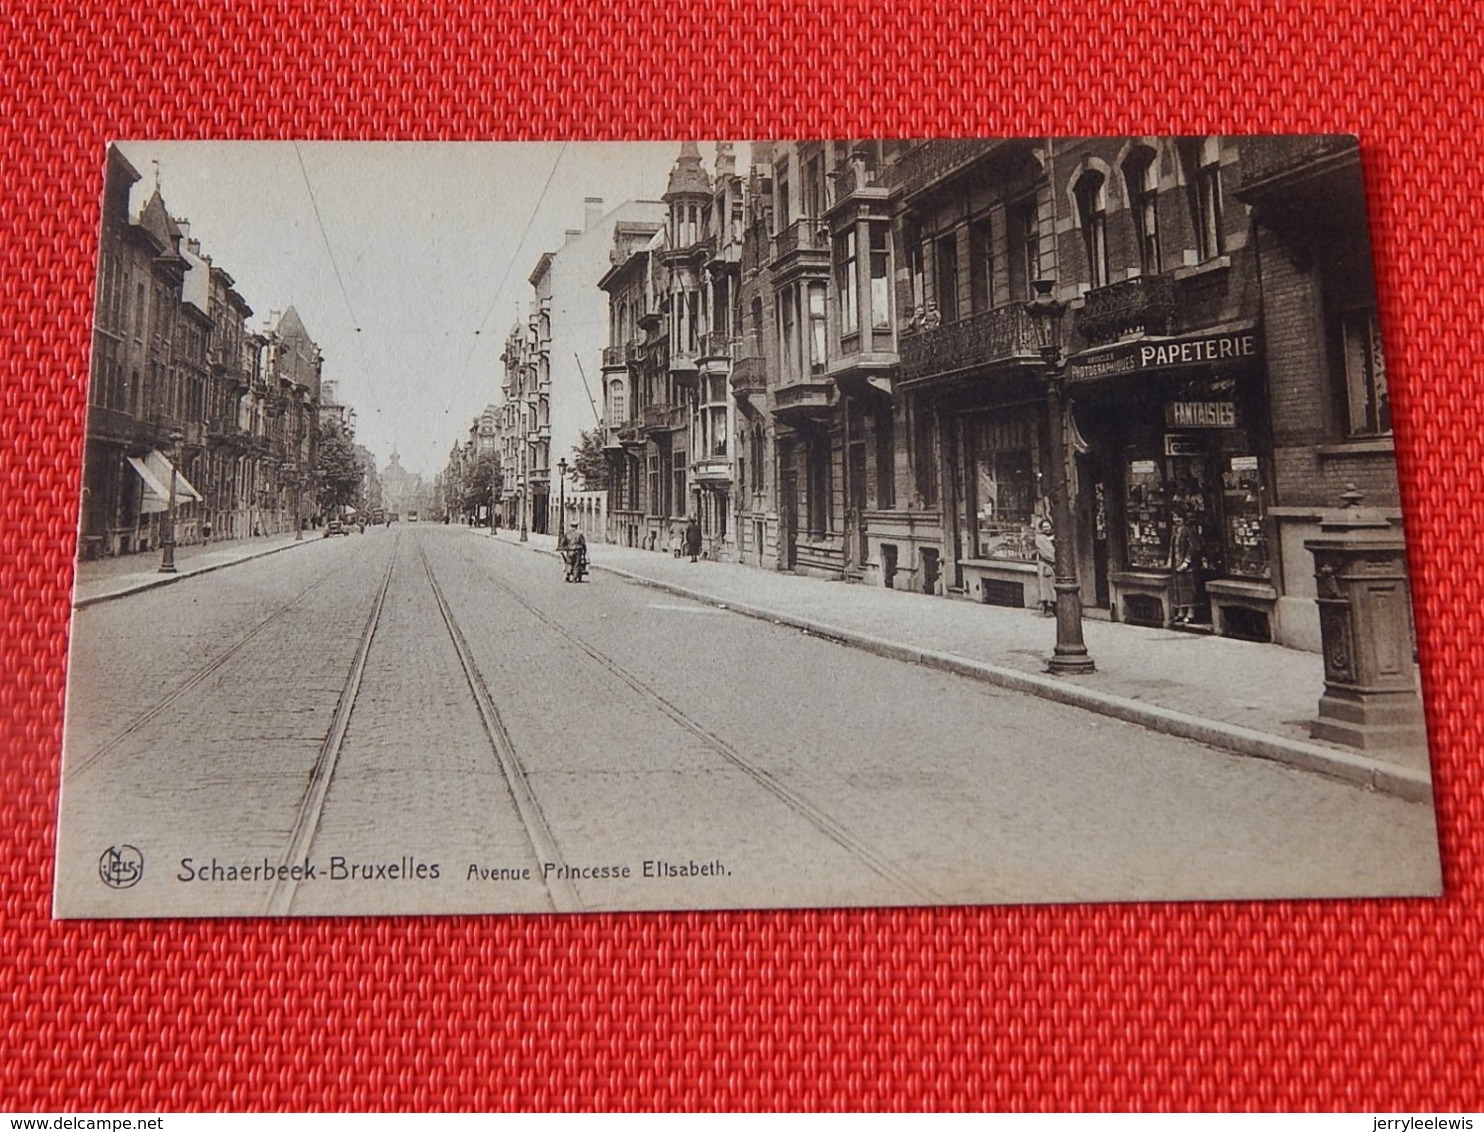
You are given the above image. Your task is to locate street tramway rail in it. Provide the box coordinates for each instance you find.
[65,569,340,781]
[467,543,944,907]
[264,535,402,915]
[411,538,580,913]
[270,531,578,915]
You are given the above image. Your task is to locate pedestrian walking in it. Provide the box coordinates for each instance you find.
[684,516,702,563]
[202,519,212,545]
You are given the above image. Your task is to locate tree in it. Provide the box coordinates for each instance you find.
[315,425,365,514]
[571,428,608,492]
[461,451,503,519]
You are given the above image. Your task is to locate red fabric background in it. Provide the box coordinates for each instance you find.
[3,0,1481,1111]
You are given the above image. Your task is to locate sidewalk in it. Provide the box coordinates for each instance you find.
[496,529,1434,801]
[72,533,310,608]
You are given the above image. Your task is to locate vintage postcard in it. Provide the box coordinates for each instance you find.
[56,138,1440,918]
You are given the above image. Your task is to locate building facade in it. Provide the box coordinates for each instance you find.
[585,138,1406,653]
[82,147,330,558]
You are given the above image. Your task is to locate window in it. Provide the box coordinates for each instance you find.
[807,438,830,537]
[751,424,766,491]
[869,222,891,331]
[875,410,895,509]
[1075,171,1109,289]
[972,416,1036,560]
[708,406,728,458]
[779,292,796,380]
[935,232,958,322]
[775,162,791,232]
[672,449,687,517]
[969,217,993,313]
[803,152,824,219]
[1123,147,1161,276]
[1007,198,1039,301]
[608,379,626,425]
[907,225,926,321]
[647,453,661,515]
[836,229,859,335]
[1183,139,1225,261]
[1338,309,1389,436]
[808,282,828,374]
[911,400,937,505]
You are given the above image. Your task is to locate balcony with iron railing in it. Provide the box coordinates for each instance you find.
[1073,274,1178,345]
[898,303,1040,385]
[601,344,626,369]
[698,331,735,361]
[882,139,1010,198]
[669,344,700,387]
[771,371,835,421]
[692,455,732,484]
[770,217,829,266]
[641,403,686,434]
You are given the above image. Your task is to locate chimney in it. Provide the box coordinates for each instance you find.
[584,196,604,230]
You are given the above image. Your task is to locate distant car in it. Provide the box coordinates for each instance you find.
[323,519,350,538]
[407,510,419,522]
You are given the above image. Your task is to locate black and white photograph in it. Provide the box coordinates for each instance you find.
[55,138,1441,918]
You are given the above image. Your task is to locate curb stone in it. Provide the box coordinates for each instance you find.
[72,538,313,611]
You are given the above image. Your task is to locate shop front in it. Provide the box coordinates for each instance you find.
[1067,327,1277,640]
[954,403,1051,610]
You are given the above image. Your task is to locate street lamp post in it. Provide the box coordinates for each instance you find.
[557,457,568,536]
[158,427,185,574]
[1025,279,1095,676]
[518,475,528,542]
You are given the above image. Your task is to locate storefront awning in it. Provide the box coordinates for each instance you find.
[127,451,203,514]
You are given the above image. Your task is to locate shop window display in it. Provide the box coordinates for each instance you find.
[971,417,1036,561]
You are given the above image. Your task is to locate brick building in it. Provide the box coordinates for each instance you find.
[595,137,1408,654]
[80,145,329,558]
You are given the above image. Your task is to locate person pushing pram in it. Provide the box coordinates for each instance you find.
[557,522,588,583]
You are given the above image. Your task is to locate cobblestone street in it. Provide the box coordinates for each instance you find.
[57,525,1442,917]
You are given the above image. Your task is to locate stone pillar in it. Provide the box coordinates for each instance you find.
[1305,486,1426,754]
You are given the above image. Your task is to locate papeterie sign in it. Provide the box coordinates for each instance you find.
[1068,331,1260,383]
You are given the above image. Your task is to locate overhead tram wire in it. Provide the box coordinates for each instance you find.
[455,141,570,391]
[292,141,390,452]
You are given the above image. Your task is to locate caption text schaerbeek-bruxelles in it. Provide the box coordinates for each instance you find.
[173,856,729,883]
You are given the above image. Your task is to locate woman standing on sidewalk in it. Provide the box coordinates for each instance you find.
[1034,518,1055,616]
[1169,511,1198,624]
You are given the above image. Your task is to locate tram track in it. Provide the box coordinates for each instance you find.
[265,537,401,915]
[466,542,943,906]
[268,532,577,915]
[65,570,339,781]
[413,539,578,912]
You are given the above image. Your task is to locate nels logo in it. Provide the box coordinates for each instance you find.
[98,845,143,889]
